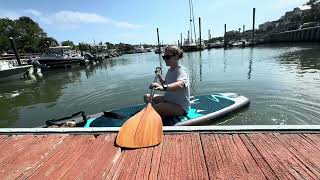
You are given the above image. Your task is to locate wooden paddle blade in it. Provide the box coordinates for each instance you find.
[116,103,163,148]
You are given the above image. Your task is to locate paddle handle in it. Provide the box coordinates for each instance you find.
[149,67,161,103]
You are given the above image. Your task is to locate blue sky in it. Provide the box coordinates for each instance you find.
[0,0,309,45]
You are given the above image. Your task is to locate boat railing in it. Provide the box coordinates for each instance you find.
[0,53,41,65]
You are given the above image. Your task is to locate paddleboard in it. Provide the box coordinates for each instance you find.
[83,93,249,127]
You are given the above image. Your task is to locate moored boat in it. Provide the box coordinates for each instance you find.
[30,46,87,69]
[0,61,32,81]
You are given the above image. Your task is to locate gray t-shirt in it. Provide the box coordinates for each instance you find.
[163,65,190,111]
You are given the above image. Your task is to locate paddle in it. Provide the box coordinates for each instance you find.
[115,67,163,148]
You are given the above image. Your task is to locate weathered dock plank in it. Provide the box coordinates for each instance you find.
[2,135,67,180]
[27,135,94,179]
[62,134,119,179]
[157,133,208,180]
[0,132,320,179]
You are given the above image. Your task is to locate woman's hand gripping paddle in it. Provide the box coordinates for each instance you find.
[116,67,163,148]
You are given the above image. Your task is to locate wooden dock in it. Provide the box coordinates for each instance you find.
[1,129,320,179]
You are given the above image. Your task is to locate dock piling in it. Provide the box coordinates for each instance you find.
[224,24,227,46]
[243,25,245,39]
[9,37,22,66]
[157,28,161,53]
[199,17,202,47]
[252,8,256,44]
[79,43,83,57]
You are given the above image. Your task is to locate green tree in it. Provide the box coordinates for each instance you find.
[305,0,319,9]
[15,16,47,52]
[0,16,47,53]
[38,37,59,53]
[105,42,115,49]
[61,40,75,49]
[304,0,320,21]
[0,18,18,52]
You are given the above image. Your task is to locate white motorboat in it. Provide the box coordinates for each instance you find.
[0,60,32,81]
[30,46,87,69]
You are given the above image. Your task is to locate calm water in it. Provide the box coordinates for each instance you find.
[1,44,320,128]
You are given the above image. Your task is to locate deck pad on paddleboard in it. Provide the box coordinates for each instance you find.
[85,93,249,127]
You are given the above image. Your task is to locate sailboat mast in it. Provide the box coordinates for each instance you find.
[188,0,193,43]
[190,0,197,43]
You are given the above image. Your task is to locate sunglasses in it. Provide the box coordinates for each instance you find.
[162,54,175,60]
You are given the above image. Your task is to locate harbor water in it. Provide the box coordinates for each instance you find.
[0,43,320,128]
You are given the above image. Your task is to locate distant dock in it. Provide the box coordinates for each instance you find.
[262,26,320,43]
[1,125,320,179]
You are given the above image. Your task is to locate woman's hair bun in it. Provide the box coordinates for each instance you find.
[165,46,183,59]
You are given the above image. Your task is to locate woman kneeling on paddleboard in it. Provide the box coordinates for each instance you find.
[145,46,190,118]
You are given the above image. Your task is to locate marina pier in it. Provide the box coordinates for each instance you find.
[262,26,320,43]
[1,126,320,179]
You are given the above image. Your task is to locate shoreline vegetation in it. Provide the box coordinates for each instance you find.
[0,0,319,54]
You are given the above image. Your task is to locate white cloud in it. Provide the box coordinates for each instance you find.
[41,11,109,25]
[113,21,144,29]
[0,9,144,30]
[23,9,42,16]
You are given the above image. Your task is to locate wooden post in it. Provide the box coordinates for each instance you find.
[243,25,245,39]
[89,45,92,54]
[199,17,202,47]
[79,43,83,56]
[252,8,256,44]
[9,37,21,66]
[224,24,227,46]
[156,28,160,53]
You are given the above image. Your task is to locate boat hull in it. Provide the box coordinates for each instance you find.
[0,65,32,80]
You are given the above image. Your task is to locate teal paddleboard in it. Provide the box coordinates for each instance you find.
[84,93,249,127]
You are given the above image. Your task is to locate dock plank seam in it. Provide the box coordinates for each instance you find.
[240,134,282,179]
[196,133,210,180]
[11,135,67,180]
[26,135,94,179]
[132,148,146,180]
[259,133,311,179]
[238,134,274,179]
[105,149,125,179]
[230,134,264,178]
[14,135,69,179]
[278,134,320,176]
[148,142,162,180]
[23,135,74,179]
[266,133,317,179]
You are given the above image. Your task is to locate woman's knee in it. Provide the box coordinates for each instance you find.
[144,94,163,103]
[144,94,150,103]
[153,103,184,117]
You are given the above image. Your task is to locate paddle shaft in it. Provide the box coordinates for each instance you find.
[149,67,161,103]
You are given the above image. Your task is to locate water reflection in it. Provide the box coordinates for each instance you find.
[0,69,81,127]
[248,48,253,80]
[278,46,320,72]
[199,51,202,82]
[223,49,227,72]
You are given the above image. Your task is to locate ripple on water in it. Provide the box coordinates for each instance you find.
[253,95,320,124]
